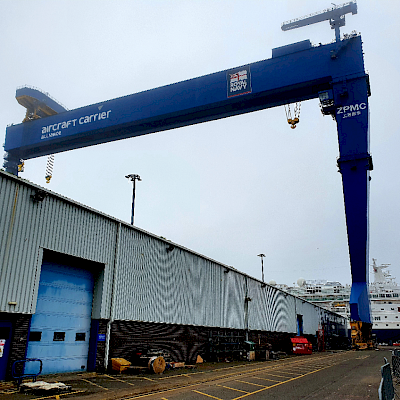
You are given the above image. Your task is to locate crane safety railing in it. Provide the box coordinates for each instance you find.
[16,85,69,111]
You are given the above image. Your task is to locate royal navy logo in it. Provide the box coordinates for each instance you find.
[227,66,252,98]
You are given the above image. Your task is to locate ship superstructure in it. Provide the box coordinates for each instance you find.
[275,260,400,343]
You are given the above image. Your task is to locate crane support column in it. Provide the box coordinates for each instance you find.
[334,76,372,323]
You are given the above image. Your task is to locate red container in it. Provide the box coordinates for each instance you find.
[291,337,312,355]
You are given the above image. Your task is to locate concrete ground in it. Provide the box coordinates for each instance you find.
[0,348,394,400]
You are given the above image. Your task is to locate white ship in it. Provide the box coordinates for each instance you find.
[275,259,400,343]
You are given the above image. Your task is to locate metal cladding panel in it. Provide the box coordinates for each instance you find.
[293,299,320,335]
[0,172,117,315]
[221,271,246,329]
[247,281,294,333]
[0,179,43,313]
[114,227,246,329]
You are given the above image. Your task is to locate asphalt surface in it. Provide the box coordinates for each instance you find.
[0,348,394,400]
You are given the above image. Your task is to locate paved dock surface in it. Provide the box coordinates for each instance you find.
[0,348,392,400]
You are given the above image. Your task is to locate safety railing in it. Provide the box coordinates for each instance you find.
[16,85,69,111]
[379,357,394,400]
[12,358,42,388]
[391,350,400,399]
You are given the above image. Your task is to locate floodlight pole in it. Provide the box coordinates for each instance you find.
[125,174,141,225]
[257,253,266,283]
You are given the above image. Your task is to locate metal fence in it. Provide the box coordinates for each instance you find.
[379,357,395,400]
[392,350,400,399]
[378,351,400,400]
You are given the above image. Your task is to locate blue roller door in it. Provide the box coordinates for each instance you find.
[26,261,94,375]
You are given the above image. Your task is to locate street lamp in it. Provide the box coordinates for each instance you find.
[257,253,266,283]
[125,174,141,225]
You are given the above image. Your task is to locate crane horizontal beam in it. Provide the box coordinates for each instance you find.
[5,36,365,161]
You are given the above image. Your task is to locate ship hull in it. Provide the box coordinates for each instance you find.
[373,328,400,343]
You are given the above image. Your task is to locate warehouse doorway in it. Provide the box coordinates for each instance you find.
[297,314,304,336]
[0,321,12,381]
[25,252,97,375]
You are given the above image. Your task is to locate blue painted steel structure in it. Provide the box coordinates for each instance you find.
[3,35,372,323]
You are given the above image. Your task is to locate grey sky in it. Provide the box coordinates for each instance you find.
[1,0,399,286]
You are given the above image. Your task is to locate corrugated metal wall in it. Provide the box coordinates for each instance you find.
[0,172,117,316]
[0,171,347,334]
[115,226,247,329]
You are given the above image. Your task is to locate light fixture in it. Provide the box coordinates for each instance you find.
[257,253,266,283]
[31,189,47,203]
[125,174,142,225]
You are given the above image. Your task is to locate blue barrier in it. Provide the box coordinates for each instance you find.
[12,358,42,388]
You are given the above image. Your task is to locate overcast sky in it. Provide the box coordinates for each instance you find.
[1,0,399,286]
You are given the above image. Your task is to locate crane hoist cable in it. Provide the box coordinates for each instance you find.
[284,102,301,129]
[45,154,54,183]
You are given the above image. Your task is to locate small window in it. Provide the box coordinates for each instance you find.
[386,324,389,326]
[75,333,86,341]
[29,331,42,341]
[53,332,65,341]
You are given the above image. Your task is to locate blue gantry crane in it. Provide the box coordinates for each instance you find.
[3,2,372,341]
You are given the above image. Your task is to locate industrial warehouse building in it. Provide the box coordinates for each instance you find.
[0,170,348,380]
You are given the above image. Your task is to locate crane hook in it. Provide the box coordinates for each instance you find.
[284,102,301,129]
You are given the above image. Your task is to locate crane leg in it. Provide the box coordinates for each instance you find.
[334,76,372,324]
[3,151,21,176]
